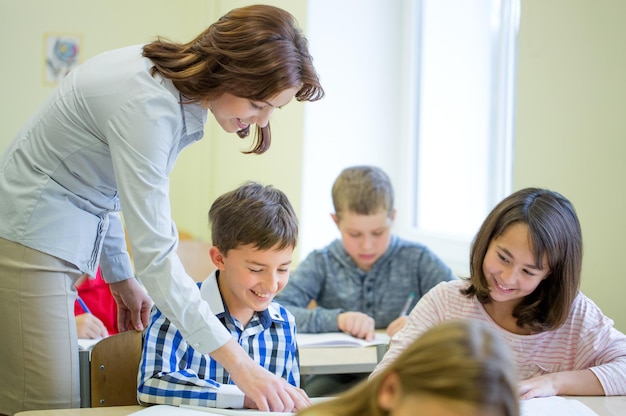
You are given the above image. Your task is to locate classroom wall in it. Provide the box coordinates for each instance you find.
[1,0,624,333]
[0,0,212,143]
[515,0,626,332]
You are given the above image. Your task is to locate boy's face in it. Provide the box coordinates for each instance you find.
[332,209,395,272]
[210,243,293,325]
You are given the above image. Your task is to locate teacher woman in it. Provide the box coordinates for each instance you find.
[0,5,323,415]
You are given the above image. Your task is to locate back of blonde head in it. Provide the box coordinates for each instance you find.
[298,320,519,416]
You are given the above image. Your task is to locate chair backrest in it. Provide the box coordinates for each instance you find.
[177,239,216,282]
[90,330,143,407]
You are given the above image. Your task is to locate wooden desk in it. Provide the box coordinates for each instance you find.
[574,396,626,415]
[13,397,626,415]
[15,406,143,416]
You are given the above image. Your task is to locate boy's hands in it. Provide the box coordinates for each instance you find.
[338,311,375,341]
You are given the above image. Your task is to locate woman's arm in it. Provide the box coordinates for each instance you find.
[211,338,310,412]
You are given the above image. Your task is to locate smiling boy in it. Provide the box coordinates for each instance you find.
[138,182,303,409]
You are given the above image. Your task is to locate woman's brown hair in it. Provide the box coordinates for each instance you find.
[462,187,583,332]
[143,4,324,154]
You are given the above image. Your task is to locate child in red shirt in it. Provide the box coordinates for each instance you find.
[74,268,118,338]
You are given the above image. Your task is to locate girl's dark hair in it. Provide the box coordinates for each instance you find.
[462,188,582,332]
[143,4,324,154]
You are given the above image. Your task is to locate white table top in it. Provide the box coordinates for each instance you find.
[14,396,626,416]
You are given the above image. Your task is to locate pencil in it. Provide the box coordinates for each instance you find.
[77,296,92,314]
[399,292,415,317]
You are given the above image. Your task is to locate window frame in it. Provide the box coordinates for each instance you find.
[394,0,520,276]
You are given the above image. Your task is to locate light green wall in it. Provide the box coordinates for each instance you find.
[515,0,626,332]
[0,0,212,142]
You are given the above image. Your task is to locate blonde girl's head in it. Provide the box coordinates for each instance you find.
[298,320,519,416]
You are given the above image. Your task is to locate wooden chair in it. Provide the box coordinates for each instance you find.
[90,330,143,407]
[177,239,215,282]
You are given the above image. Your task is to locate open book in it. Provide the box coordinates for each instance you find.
[131,399,333,416]
[520,397,598,416]
[130,404,293,416]
[296,332,390,348]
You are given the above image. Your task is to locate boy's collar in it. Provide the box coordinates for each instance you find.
[198,271,286,325]
[199,271,226,315]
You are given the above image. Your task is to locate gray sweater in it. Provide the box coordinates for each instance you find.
[275,235,456,333]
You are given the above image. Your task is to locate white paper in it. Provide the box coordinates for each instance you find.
[130,398,334,416]
[296,332,390,348]
[129,404,293,416]
[130,405,221,416]
[520,396,599,416]
[182,404,294,415]
[77,338,101,350]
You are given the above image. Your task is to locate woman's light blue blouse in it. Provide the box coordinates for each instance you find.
[0,45,231,353]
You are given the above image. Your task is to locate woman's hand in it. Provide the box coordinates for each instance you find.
[109,278,153,332]
[241,372,310,411]
[212,338,311,412]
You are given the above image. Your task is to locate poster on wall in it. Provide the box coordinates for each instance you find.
[44,33,81,85]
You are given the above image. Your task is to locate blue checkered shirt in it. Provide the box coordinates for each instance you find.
[137,272,300,408]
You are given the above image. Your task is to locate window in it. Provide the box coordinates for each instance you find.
[301,0,519,276]
[399,0,519,275]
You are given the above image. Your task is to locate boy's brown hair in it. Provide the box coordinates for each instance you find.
[209,181,298,254]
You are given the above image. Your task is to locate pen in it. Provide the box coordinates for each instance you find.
[399,292,415,317]
[77,296,92,314]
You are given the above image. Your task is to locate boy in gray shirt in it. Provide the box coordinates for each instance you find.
[275,165,456,396]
